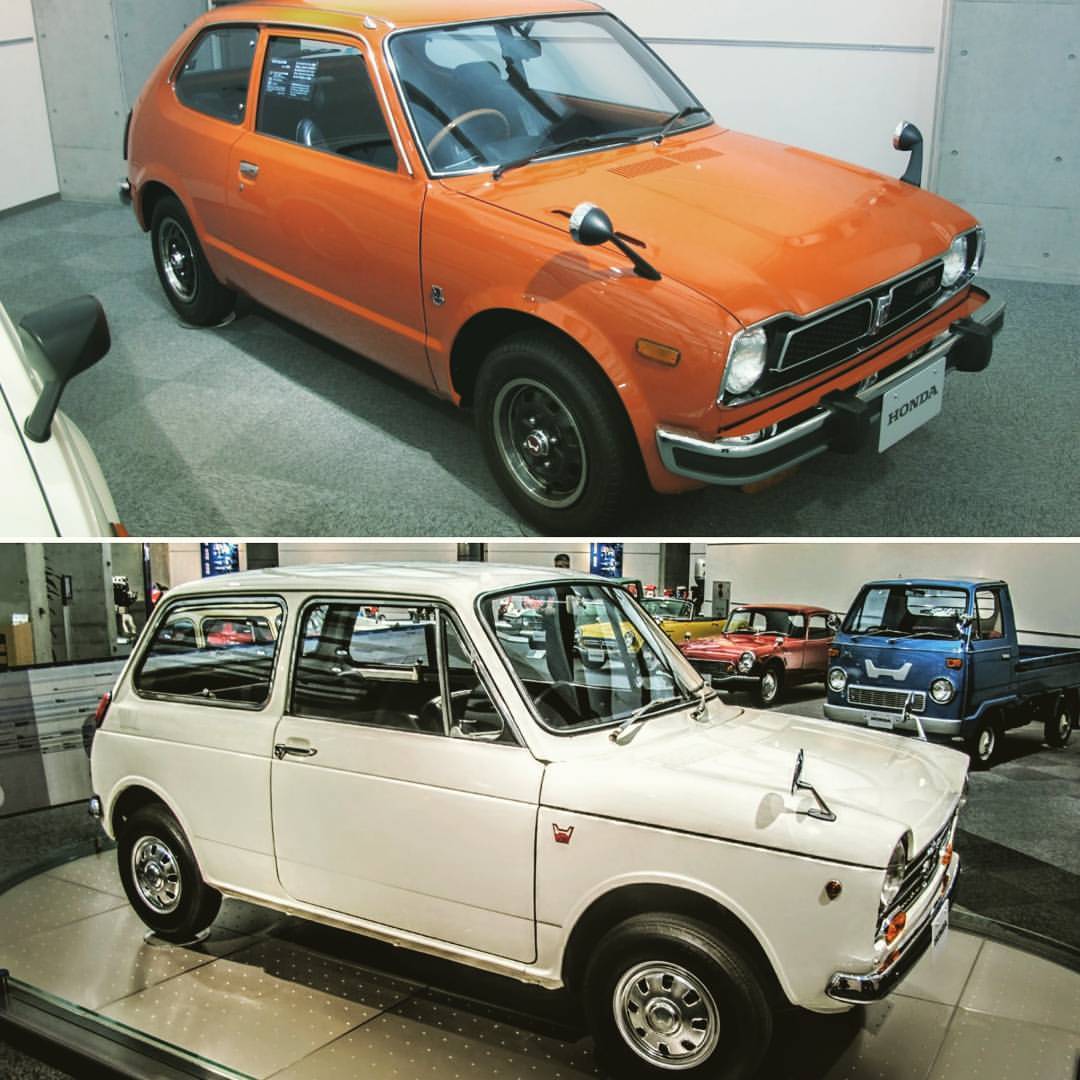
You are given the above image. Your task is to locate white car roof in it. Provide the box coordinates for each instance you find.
[165,562,595,605]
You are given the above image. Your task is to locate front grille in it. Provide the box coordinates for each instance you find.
[886,813,955,920]
[780,300,873,370]
[848,685,926,712]
[890,264,943,320]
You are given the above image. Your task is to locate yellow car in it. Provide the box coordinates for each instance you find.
[575,597,726,668]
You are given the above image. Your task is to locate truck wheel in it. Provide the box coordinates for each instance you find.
[583,913,772,1080]
[117,803,221,943]
[1044,698,1073,749]
[151,196,236,326]
[966,716,997,770]
[756,664,783,708]
[476,333,640,533]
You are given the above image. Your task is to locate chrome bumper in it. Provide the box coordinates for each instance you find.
[826,853,959,1004]
[823,701,962,737]
[656,295,1006,486]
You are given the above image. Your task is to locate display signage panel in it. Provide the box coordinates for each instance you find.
[200,543,240,578]
[589,543,623,578]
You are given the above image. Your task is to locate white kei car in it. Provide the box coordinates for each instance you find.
[90,563,967,1079]
[1,295,121,536]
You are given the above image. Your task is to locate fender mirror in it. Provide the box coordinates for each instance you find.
[826,613,841,632]
[892,120,924,187]
[568,202,662,281]
[20,295,110,443]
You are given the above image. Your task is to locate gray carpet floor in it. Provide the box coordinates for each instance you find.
[1,198,1076,537]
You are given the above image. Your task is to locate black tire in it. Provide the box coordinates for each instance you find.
[117,803,221,943]
[583,913,773,1080]
[475,333,641,533]
[1044,697,1073,749]
[150,195,236,325]
[965,714,997,770]
[755,663,784,708]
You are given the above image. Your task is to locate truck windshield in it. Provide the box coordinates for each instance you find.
[482,581,703,734]
[389,14,708,175]
[844,585,968,639]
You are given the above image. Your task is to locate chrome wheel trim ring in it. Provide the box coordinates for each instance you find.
[760,671,778,703]
[131,835,182,914]
[158,217,199,303]
[977,727,995,761]
[492,377,588,510]
[1058,709,1071,741]
[613,960,721,1070]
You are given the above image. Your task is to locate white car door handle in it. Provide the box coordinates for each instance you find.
[274,743,317,760]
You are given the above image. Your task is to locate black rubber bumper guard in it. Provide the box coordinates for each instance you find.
[655,293,1006,486]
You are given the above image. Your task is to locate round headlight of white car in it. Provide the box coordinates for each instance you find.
[881,835,909,910]
[737,650,755,674]
[623,628,636,648]
[941,234,969,288]
[828,666,848,693]
[722,327,768,397]
[930,677,955,704]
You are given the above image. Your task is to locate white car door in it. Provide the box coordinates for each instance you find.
[270,598,542,963]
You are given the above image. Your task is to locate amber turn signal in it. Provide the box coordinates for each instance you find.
[636,338,680,366]
[828,647,840,657]
[945,658,963,669]
[825,880,843,900]
[884,911,907,945]
[941,842,953,867]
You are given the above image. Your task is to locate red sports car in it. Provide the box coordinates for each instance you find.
[680,604,835,706]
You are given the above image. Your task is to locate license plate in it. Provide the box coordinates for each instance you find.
[867,713,895,730]
[587,648,605,664]
[932,900,949,949]
[878,357,947,452]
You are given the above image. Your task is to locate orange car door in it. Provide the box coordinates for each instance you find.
[223,30,430,387]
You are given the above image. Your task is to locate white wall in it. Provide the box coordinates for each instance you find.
[609,0,948,177]
[0,0,58,211]
[705,542,1080,639]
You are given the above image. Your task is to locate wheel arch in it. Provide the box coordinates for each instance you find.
[135,179,178,233]
[107,779,190,846]
[559,881,787,1005]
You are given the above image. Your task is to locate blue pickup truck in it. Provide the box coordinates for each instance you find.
[823,578,1080,768]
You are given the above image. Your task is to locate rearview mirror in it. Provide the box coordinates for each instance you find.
[568,202,662,281]
[20,296,110,443]
[892,120,924,187]
[826,614,841,632]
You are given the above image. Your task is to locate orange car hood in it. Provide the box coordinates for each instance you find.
[452,126,975,326]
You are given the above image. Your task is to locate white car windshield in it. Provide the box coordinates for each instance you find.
[482,581,703,733]
[389,13,708,174]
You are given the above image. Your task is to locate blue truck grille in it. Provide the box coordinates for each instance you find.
[847,685,926,712]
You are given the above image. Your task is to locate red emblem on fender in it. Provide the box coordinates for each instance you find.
[552,823,575,844]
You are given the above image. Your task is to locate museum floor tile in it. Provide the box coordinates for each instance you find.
[0,853,1078,1079]
[2,198,1078,536]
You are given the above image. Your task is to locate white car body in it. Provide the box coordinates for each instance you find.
[0,300,118,536]
[91,563,967,1014]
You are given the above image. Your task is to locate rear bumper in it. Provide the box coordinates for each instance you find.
[656,294,1005,486]
[824,702,962,737]
[826,853,959,1003]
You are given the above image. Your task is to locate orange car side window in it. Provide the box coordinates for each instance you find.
[175,25,259,125]
[256,36,399,172]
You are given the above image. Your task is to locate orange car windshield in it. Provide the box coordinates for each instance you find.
[389,13,708,176]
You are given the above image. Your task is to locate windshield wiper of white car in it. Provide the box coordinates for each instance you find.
[609,694,687,742]
[493,131,641,180]
[654,105,709,143]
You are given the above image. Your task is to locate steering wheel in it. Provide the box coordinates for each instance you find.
[428,108,511,157]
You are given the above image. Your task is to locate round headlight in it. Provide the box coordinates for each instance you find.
[828,666,848,693]
[624,629,636,648]
[573,627,582,645]
[737,650,755,674]
[941,234,969,288]
[881,835,909,910]
[722,327,768,397]
[930,677,955,704]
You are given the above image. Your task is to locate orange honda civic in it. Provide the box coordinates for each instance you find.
[120,0,1004,532]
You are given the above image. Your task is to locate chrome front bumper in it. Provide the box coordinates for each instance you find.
[826,853,960,1004]
[656,295,1006,486]
[823,701,963,736]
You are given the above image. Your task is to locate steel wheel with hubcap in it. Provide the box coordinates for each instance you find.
[158,218,198,304]
[614,961,721,1069]
[131,835,182,914]
[967,715,997,769]
[756,665,783,708]
[1045,699,1073,748]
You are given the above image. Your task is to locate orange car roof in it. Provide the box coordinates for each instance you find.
[223,0,602,31]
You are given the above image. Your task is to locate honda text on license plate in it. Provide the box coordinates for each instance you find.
[878,357,947,452]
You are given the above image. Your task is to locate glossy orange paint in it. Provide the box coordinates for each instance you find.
[127,0,987,497]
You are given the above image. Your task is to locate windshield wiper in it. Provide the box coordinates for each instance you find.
[654,105,708,143]
[609,695,686,742]
[493,131,640,180]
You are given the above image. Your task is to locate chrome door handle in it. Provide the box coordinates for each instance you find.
[239,161,260,179]
[274,743,317,760]
[1001,652,1012,660]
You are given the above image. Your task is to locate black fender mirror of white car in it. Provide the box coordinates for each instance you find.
[19,295,111,443]
[893,120,924,187]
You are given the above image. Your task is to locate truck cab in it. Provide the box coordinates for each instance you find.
[824,578,1080,767]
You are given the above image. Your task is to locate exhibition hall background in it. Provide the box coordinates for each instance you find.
[1,0,1076,284]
